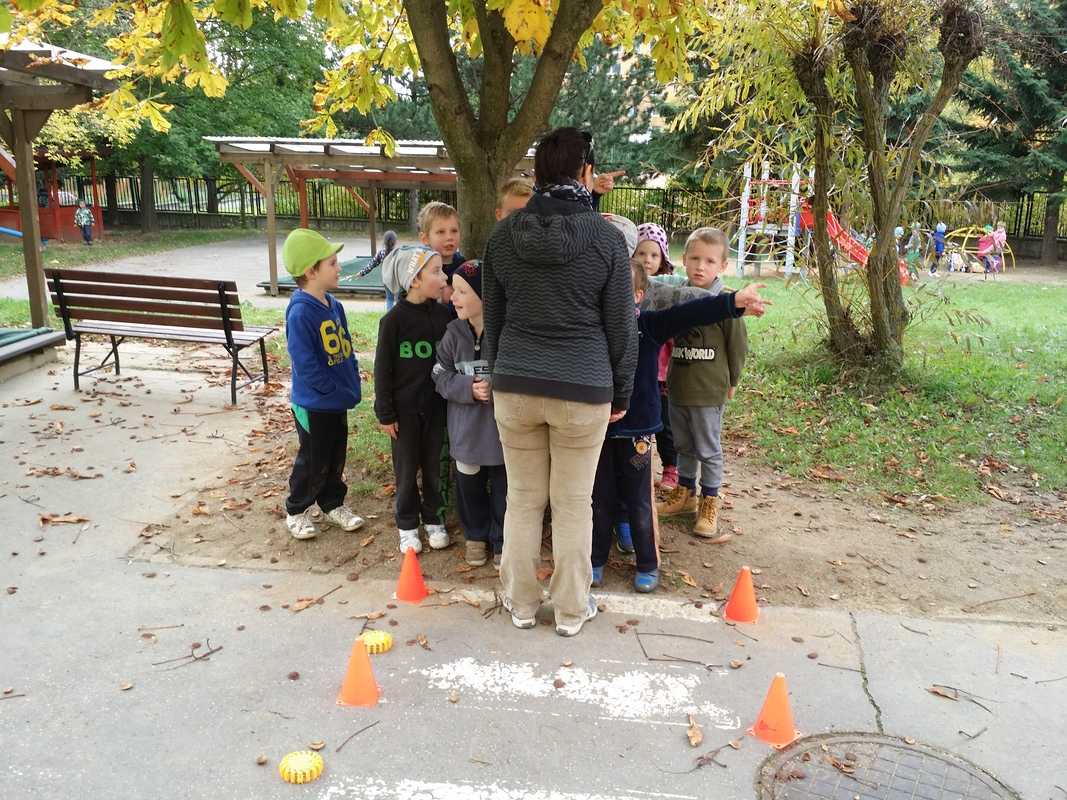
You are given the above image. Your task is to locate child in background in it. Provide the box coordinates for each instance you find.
[977,224,998,279]
[432,260,507,569]
[496,178,534,220]
[418,201,465,303]
[74,200,94,246]
[905,222,923,281]
[282,229,365,541]
[375,245,453,553]
[592,261,768,592]
[656,228,748,541]
[993,221,1007,267]
[932,222,947,276]
[356,230,400,310]
[633,222,681,494]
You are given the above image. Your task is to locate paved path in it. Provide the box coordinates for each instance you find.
[2,345,1064,799]
[0,231,416,314]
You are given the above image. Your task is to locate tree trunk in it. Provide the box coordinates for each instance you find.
[104,174,118,226]
[140,158,158,232]
[205,176,219,214]
[457,169,501,259]
[1041,174,1063,265]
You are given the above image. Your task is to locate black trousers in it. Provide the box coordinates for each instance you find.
[657,384,676,468]
[455,464,507,553]
[592,436,658,573]
[392,409,446,529]
[286,409,348,516]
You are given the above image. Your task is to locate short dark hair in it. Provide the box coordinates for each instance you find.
[534,127,594,186]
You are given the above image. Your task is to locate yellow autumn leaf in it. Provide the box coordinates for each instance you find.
[501,0,552,50]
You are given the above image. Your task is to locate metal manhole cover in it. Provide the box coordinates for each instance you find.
[756,733,1019,800]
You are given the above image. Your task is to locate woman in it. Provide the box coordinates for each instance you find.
[482,127,637,637]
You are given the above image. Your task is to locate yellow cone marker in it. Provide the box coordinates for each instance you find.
[278,750,324,784]
[359,630,393,655]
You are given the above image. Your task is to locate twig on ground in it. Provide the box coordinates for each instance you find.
[138,624,185,632]
[723,624,760,643]
[1055,785,1067,798]
[811,629,853,645]
[335,721,380,753]
[0,693,27,700]
[962,592,1037,613]
[931,684,995,713]
[995,643,1001,675]
[857,552,892,574]
[1035,674,1067,686]
[958,726,988,741]
[292,584,343,614]
[266,710,294,720]
[18,495,43,508]
[899,623,929,636]
[818,662,863,673]
[153,639,223,670]
[652,653,723,670]
[1010,672,1029,680]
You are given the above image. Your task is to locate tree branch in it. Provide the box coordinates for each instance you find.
[403,0,480,168]
[498,0,604,169]
[473,0,516,149]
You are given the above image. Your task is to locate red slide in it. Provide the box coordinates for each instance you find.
[799,202,868,265]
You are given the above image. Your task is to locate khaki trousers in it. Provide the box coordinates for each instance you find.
[494,391,610,627]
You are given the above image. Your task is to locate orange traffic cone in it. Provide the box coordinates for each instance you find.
[336,637,379,707]
[722,565,759,623]
[748,672,800,748]
[395,548,429,604]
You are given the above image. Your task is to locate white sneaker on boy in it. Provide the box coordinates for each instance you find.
[286,510,319,540]
[399,529,422,554]
[324,506,365,532]
[426,524,449,550]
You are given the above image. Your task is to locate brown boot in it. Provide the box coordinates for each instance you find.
[693,495,731,543]
[657,485,697,516]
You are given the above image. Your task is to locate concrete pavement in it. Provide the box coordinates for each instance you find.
[2,345,1064,800]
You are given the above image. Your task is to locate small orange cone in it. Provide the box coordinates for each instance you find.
[395,548,428,604]
[336,638,379,707]
[748,672,800,748]
[722,565,759,623]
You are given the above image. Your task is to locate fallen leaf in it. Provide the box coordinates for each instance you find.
[903,736,916,745]
[351,610,386,621]
[809,465,846,482]
[119,682,133,691]
[796,585,810,597]
[49,403,74,411]
[727,738,742,750]
[729,659,744,670]
[686,714,704,747]
[678,571,698,588]
[125,462,137,473]
[191,502,210,516]
[453,564,475,574]
[561,659,573,668]
[291,597,318,612]
[448,690,460,704]
[807,651,818,659]
[553,678,566,689]
[927,685,958,701]
[359,535,375,547]
[287,671,300,681]
[308,740,325,751]
[256,755,268,766]
[5,586,16,595]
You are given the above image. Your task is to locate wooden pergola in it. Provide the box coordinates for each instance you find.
[0,40,117,328]
[206,136,534,295]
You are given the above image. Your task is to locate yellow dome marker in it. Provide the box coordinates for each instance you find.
[278,750,324,784]
[359,630,393,655]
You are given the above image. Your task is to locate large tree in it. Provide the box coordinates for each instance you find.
[683,0,983,371]
[6,0,704,255]
[954,1,1067,265]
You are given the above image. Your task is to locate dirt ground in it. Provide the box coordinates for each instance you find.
[125,355,1067,624]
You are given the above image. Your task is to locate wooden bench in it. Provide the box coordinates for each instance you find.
[46,269,277,404]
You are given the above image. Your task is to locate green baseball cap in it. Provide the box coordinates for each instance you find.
[283,229,344,277]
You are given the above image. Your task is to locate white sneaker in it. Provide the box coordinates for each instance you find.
[501,595,537,630]
[286,510,318,540]
[324,506,364,532]
[399,529,422,554]
[555,595,599,638]
[426,523,449,550]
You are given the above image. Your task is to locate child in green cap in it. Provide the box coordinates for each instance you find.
[282,228,366,540]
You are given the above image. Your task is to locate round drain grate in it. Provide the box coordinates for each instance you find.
[756,733,1019,800]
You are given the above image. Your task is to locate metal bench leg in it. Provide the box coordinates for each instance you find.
[230,350,239,405]
[73,333,81,392]
[110,335,121,375]
[259,338,269,383]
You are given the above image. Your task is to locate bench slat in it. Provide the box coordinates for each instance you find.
[72,322,273,345]
[47,280,240,306]
[51,294,240,320]
[46,268,237,292]
[64,309,244,332]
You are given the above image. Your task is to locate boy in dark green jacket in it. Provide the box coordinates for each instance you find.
[656,227,747,540]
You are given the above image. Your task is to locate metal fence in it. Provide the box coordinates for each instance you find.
[35,173,1065,240]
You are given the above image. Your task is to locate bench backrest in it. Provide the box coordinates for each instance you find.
[46,269,245,337]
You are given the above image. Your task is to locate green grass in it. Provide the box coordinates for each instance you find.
[0,228,257,281]
[734,278,1067,501]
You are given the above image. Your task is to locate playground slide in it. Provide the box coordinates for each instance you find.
[823,210,869,266]
[0,226,23,239]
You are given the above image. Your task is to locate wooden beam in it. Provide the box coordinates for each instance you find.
[0,85,91,111]
[262,162,279,296]
[0,111,13,151]
[232,161,265,195]
[22,110,51,140]
[341,185,371,214]
[367,186,378,255]
[0,50,117,92]
[13,108,48,327]
[286,164,309,229]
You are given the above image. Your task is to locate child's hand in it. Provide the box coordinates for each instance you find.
[380,422,398,440]
[608,408,626,423]
[735,283,770,317]
[727,386,736,401]
[472,378,491,403]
